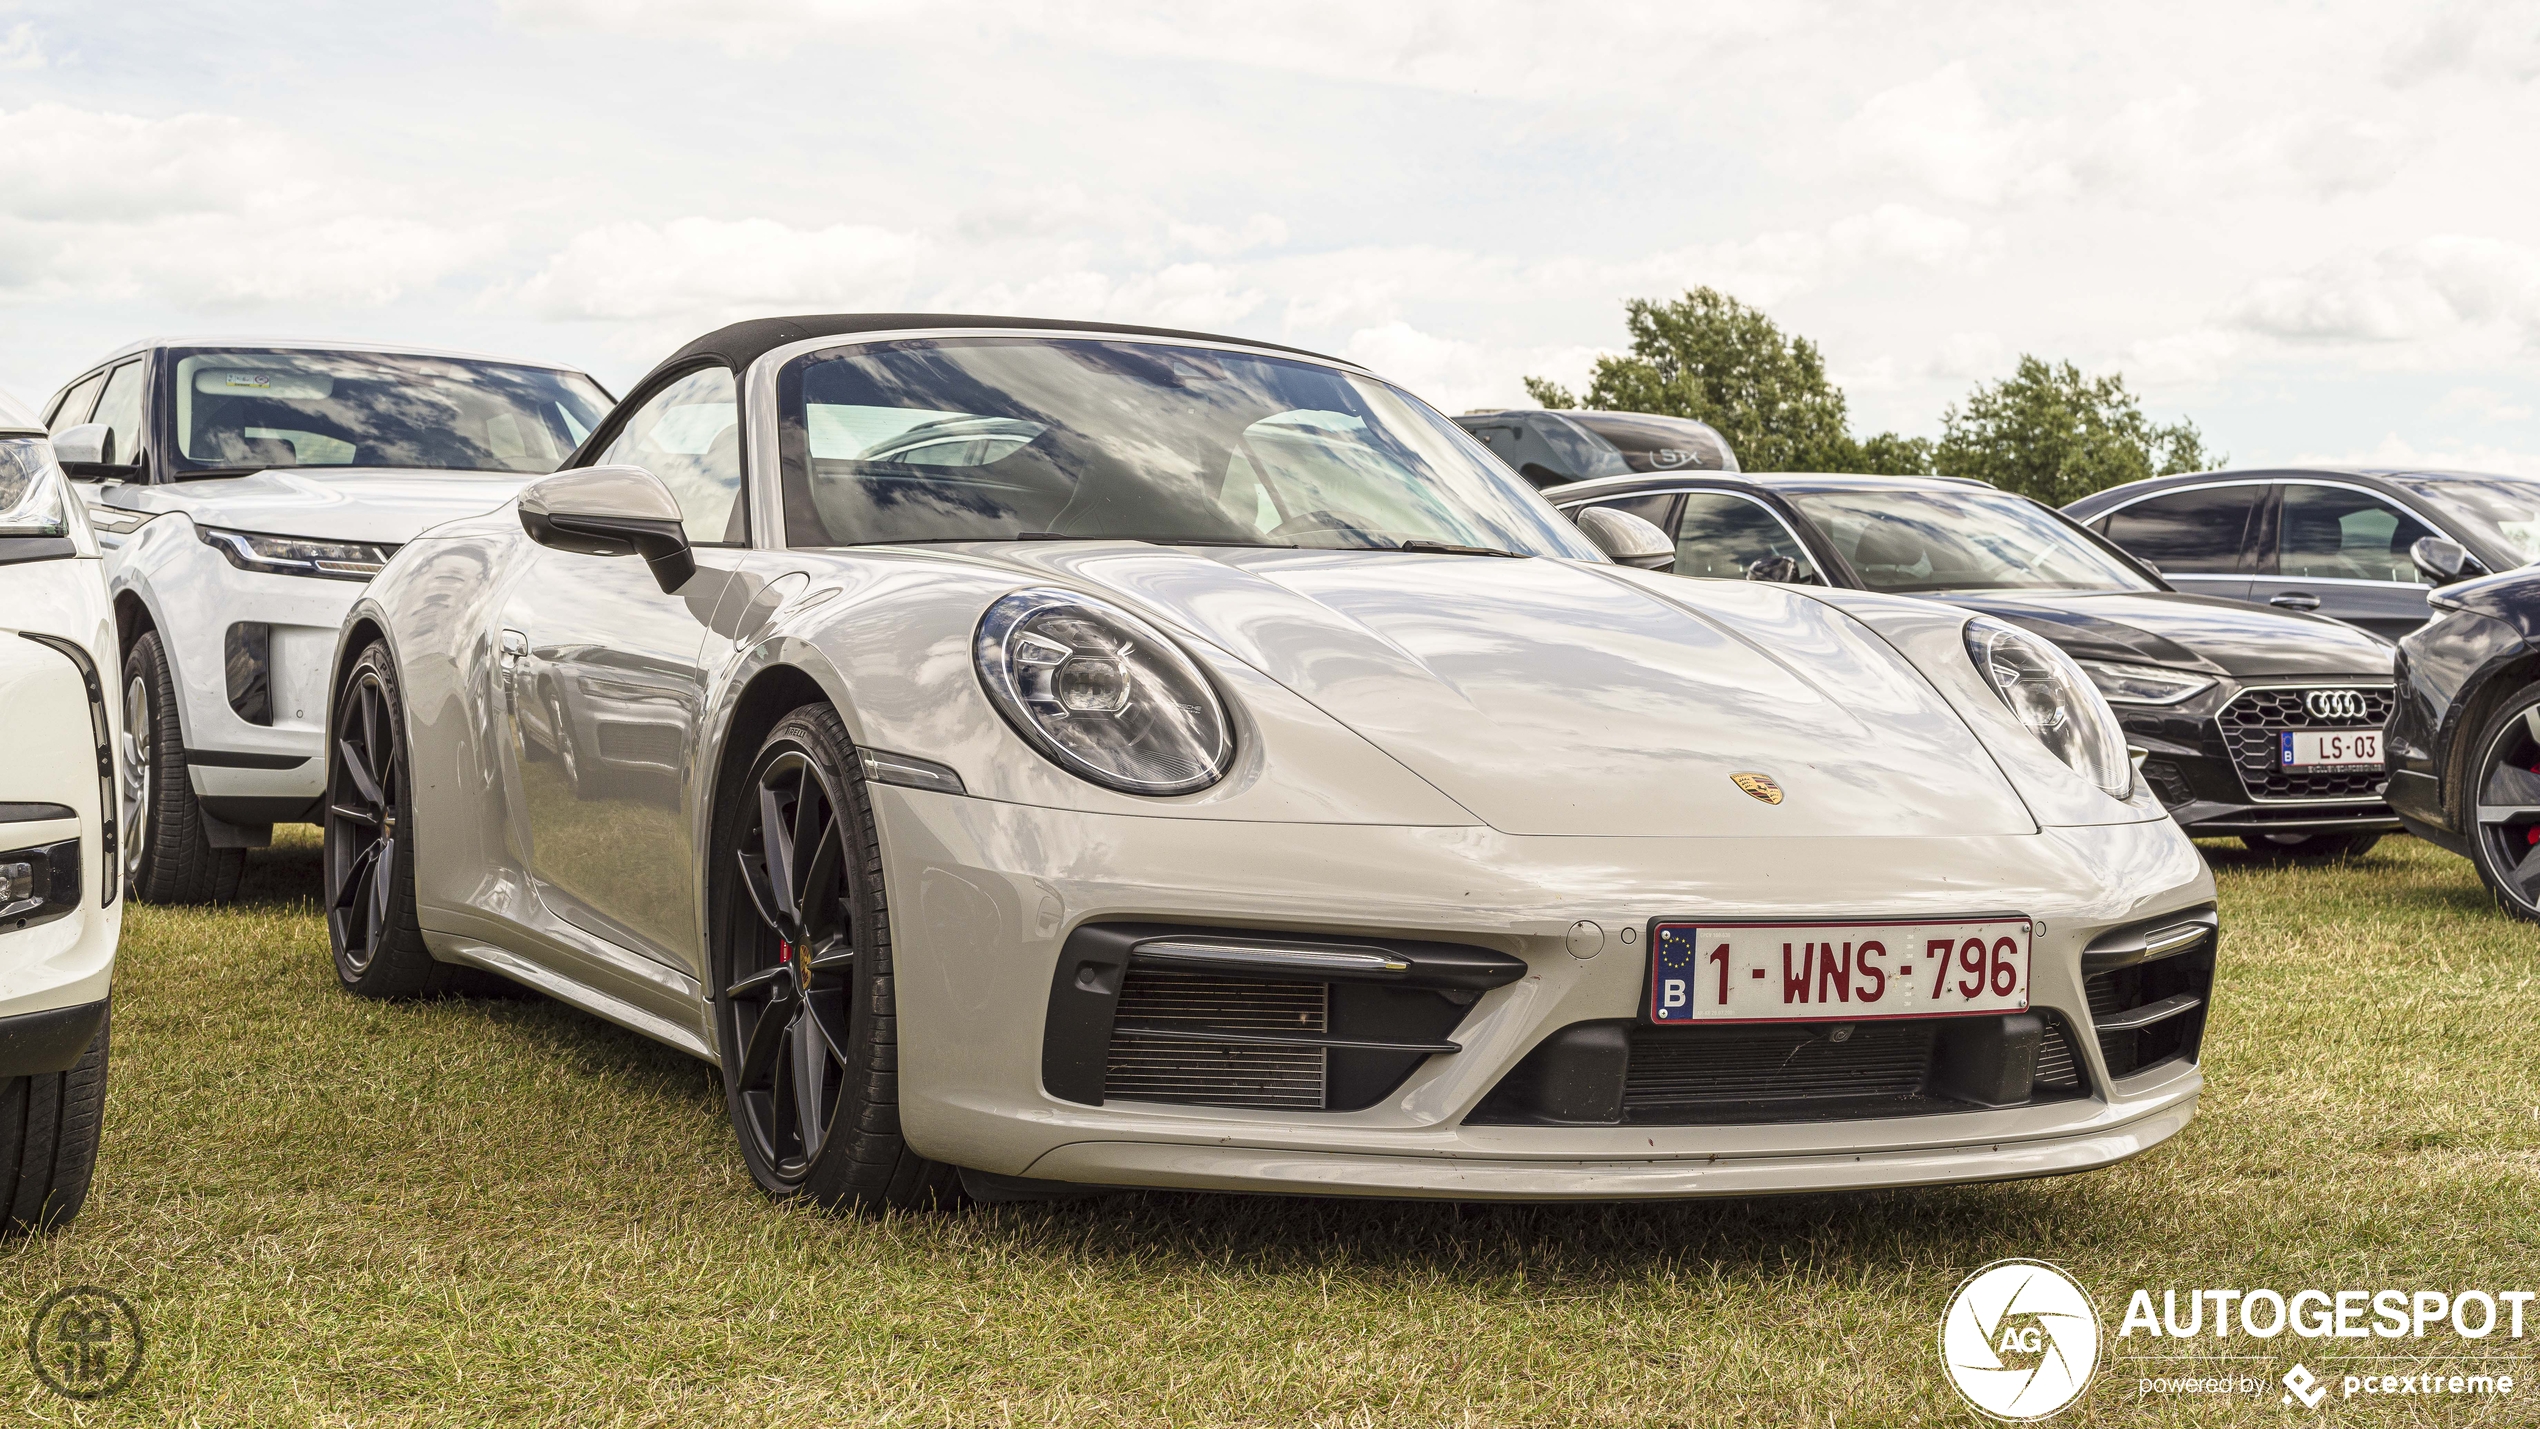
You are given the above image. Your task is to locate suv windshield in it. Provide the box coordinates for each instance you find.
[2387,475,2540,566]
[1789,486,2155,594]
[778,337,1599,557]
[166,348,611,478]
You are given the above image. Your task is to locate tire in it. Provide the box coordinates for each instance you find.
[0,1004,109,1236]
[122,630,246,905]
[2238,832,2383,861]
[710,704,962,1213]
[324,641,466,997]
[2464,683,2540,923]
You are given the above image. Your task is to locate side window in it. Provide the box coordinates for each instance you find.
[88,362,147,472]
[2098,486,2261,573]
[598,367,743,545]
[1673,492,1816,581]
[47,371,107,435]
[2279,483,2435,584]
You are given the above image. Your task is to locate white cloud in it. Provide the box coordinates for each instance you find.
[1843,63,2074,207]
[2302,431,2540,477]
[2226,237,2540,359]
[0,104,293,222]
[0,23,43,71]
[1338,320,1602,412]
[2385,0,2540,85]
[2437,386,2535,422]
[510,217,923,321]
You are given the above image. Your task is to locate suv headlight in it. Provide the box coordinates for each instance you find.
[975,587,1234,795]
[1965,617,2132,798]
[2078,659,2215,706]
[0,436,69,541]
[199,525,397,580]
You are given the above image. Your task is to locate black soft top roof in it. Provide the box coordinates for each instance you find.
[634,313,1345,395]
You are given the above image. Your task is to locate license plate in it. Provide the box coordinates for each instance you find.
[2280,729,2380,769]
[1646,917,2030,1024]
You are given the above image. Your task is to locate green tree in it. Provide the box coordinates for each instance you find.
[1933,357,2217,506]
[1525,288,1928,472]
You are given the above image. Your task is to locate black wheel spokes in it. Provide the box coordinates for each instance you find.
[327,676,399,970]
[2477,707,2540,902]
[726,746,857,1181]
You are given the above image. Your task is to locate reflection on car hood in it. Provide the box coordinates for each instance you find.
[105,467,537,543]
[979,545,2040,838]
[1936,590,2394,679]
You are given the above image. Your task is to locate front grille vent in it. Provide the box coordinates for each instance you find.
[2219,686,2393,802]
[2140,758,2194,808]
[1102,970,1327,1110]
[2083,927,2216,1079]
[1610,1016,2090,1126]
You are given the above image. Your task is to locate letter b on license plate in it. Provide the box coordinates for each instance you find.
[1646,917,2031,1024]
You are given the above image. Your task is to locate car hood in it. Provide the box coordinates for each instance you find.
[106,468,538,543]
[1936,590,2394,680]
[976,545,2041,838]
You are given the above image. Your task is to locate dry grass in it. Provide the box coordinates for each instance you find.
[4,829,2538,1425]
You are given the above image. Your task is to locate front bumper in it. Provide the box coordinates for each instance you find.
[108,519,358,825]
[2121,678,2402,840]
[873,788,2214,1198]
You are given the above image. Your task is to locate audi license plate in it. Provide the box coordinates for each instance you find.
[2280,729,2381,769]
[1646,917,2030,1024]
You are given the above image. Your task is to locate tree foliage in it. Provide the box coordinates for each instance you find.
[1932,357,2217,506]
[1527,289,2216,496]
[1524,288,1928,473]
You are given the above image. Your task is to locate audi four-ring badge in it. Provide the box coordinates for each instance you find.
[324,314,2217,1210]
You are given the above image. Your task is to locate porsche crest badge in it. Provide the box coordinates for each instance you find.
[1731,771,1784,805]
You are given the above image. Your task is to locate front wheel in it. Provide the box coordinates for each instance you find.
[2466,683,2540,923]
[710,704,961,1213]
[324,641,465,997]
[123,630,245,904]
[2238,832,2382,861]
[0,1004,109,1236]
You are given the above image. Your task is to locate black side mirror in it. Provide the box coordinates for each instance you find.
[518,465,696,592]
[1745,555,1812,584]
[2410,535,2478,587]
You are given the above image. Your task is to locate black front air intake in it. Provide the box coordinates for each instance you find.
[2080,907,2218,1079]
[1043,924,1525,1113]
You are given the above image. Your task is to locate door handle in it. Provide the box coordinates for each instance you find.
[2268,593,2320,611]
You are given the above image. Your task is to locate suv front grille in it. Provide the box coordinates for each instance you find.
[2218,685,2393,801]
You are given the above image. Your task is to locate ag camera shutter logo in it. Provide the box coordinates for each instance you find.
[1941,1259,2102,1420]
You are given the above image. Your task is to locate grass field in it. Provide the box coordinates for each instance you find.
[5,829,2539,1425]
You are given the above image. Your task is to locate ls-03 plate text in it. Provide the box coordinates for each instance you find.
[1646,916,2031,1025]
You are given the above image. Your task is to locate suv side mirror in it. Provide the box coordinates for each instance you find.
[519,465,696,592]
[1574,506,1676,572]
[2409,535,2479,587]
[51,423,119,479]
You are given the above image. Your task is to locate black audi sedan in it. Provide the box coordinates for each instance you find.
[1453,407,1738,488]
[2385,566,2540,919]
[1549,464,2402,857]
[2066,466,2540,640]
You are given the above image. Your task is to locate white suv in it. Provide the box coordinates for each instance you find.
[44,340,612,902]
[0,387,121,1231]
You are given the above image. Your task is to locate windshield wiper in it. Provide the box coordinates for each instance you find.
[172,466,273,480]
[1392,539,1529,558]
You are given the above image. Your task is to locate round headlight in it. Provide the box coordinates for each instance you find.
[975,588,1234,795]
[1964,617,2132,799]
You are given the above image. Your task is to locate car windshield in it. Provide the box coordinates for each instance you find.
[2386,475,2540,565]
[166,348,612,478]
[778,337,1600,557]
[1788,486,2156,594]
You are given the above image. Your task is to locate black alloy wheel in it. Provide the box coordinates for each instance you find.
[2468,684,2540,923]
[323,642,461,996]
[712,705,959,1211]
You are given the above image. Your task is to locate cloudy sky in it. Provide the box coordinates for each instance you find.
[4,0,2539,470]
